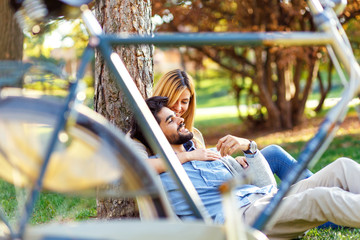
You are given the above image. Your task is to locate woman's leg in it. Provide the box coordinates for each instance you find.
[260,144,313,181]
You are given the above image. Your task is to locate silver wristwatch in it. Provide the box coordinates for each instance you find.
[244,140,257,154]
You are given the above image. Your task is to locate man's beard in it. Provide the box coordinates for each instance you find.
[170,123,193,145]
[173,131,193,145]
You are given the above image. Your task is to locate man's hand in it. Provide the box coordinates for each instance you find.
[216,135,251,157]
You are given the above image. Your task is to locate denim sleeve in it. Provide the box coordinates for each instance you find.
[244,151,277,187]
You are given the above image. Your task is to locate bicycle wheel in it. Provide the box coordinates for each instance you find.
[0,89,163,198]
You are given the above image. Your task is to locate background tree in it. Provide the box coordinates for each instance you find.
[94,0,153,219]
[0,0,24,60]
[153,0,360,130]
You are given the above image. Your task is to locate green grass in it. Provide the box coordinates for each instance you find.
[282,133,360,172]
[0,180,96,226]
[0,70,356,238]
[253,119,360,239]
[0,125,359,239]
[195,76,236,108]
[1,130,358,238]
[194,70,345,109]
[31,192,96,224]
[302,227,360,239]
[195,112,239,128]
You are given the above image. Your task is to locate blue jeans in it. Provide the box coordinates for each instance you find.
[260,144,313,181]
[261,144,340,229]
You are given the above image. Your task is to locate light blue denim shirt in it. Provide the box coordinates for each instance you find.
[158,140,274,224]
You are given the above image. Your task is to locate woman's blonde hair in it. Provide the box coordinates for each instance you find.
[153,69,196,135]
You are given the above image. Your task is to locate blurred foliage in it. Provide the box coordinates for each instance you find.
[153,0,360,130]
[22,18,94,107]
[24,18,89,59]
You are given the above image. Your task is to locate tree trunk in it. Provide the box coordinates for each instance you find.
[0,1,24,60]
[254,48,281,129]
[94,0,153,219]
[276,65,292,129]
[293,56,319,125]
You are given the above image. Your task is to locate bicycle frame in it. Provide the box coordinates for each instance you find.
[81,0,360,230]
[14,0,360,237]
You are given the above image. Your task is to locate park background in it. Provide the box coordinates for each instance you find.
[1,0,360,239]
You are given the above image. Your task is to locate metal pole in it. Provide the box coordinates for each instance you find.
[103,32,334,47]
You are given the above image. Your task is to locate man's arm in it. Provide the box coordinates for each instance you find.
[244,151,277,187]
[216,135,277,187]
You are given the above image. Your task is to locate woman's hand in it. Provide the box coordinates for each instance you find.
[177,148,221,163]
[235,156,249,169]
[216,135,250,157]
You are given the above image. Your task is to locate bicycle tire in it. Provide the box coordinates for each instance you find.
[0,91,160,197]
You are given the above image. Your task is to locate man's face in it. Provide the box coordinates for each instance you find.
[157,107,193,145]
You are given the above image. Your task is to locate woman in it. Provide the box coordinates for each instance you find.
[130,69,221,173]
[131,69,312,181]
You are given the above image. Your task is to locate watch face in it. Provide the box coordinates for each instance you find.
[250,141,257,153]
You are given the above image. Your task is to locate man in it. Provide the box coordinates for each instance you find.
[131,96,360,240]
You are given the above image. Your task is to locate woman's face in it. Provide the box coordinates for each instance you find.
[169,89,191,117]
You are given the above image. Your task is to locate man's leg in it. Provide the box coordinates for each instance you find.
[246,187,360,240]
[290,157,360,194]
[242,158,360,239]
[261,145,313,181]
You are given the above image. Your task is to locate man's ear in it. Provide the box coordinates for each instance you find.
[154,112,162,125]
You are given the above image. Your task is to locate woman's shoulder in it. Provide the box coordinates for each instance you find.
[193,127,203,136]
[192,127,205,149]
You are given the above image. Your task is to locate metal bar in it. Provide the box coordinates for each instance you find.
[307,0,325,14]
[317,13,360,78]
[102,32,334,47]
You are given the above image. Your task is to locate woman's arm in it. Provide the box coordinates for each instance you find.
[127,131,221,173]
[148,149,221,173]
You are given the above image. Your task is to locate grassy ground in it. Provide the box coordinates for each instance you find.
[197,112,360,239]
[1,73,358,238]
[194,75,360,239]
[1,113,357,238]
[256,113,360,239]
[0,181,96,226]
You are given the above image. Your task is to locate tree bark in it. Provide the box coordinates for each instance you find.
[276,65,292,129]
[0,1,24,60]
[254,48,281,129]
[94,0,153,219]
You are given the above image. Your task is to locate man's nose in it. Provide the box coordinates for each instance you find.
[176,116,184,124]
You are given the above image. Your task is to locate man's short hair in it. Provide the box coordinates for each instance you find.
[130,96,168,151]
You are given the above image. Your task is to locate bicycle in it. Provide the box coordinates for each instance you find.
[0,0,359,239]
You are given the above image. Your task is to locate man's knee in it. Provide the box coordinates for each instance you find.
[332,157,357,171]
[262,144,284,154]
